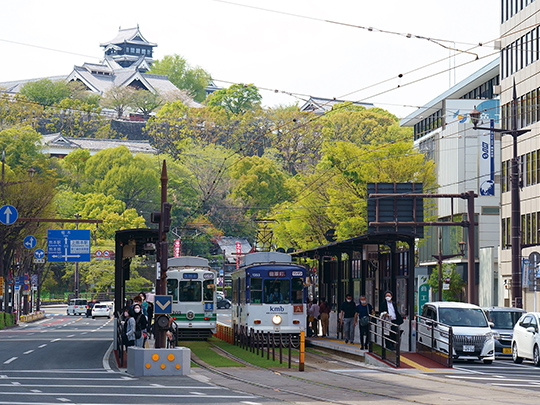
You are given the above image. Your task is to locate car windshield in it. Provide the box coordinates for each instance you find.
[486,310,523,329]
[439,308,488,327]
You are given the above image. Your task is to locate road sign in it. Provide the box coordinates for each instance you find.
[23,235,37,249]
[0,277,3,291]
[154,295,173,314]
[95,250,102,257]
[0,205,18,225]
[34,249,45,259]
[31,275,37,286]
[47,229,91,262]
[33,258,45,264]
[103,250,110,257]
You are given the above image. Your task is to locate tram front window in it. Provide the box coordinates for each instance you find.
[292,278,304,304]
[179,280,202,302]
[251,277,263,303]
[167,279,178,302]
[264,280,290,304]
[203,279,214,301]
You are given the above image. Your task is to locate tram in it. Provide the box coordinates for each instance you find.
[166,256,217,340]
[231,252,307,335]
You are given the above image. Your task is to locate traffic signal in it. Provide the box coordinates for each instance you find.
[162,202,172,233]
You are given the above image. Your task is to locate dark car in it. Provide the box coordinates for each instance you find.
[217,296,231,309]
[86,300,100,317]
[483,307,526,358]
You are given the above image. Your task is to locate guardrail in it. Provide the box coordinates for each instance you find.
[368,315,401,368]
[229,324,305,370]
[215,323,234,344]
[415,315,453,368]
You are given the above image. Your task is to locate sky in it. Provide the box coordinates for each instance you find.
[0,0,500,120]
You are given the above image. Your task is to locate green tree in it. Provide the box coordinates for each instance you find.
[205,83,262,116]
[428,264,465,302]
[130,89,163,120]
[20,79,71,106]
[149,54,212,102]
[0,92,44,130]
[101,86,134,118]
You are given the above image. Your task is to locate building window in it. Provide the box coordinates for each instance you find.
[136,48,140,54]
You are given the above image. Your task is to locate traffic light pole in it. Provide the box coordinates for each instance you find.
[155,160,169,349]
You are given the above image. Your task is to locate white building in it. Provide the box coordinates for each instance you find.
[500,1,540,310]
[401,59,502,306]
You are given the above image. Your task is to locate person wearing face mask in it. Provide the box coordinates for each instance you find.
[379,290,403,350]
[340,294,357,344]
[354,296,374,350]
[133,304,147,347]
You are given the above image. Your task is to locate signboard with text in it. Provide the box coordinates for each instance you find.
[47,229,91,262]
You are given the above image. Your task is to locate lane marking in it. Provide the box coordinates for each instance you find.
[3,357,17,364]
[66,335,75,338]
[22,350,34,355]
[38,344,47,348]
[57,399,71,403]
[0,383,225,389]
[0,392,257,399]
[102,342,113,373]
[30,389,41,393]
[50,339,61,343]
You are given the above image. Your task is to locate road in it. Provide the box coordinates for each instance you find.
[439,358,540,391]
[0,305,264,405]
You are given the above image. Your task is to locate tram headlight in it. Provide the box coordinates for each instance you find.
[186,311,195,320]
[272,315,282,325]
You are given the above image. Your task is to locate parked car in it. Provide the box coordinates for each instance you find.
[512,312,540,365]
[217,296,232,309]
[86,300,100,318]
[483,307,525,358]
[91,304,111,319]
[419,301,495,364]
[67,298,88,316]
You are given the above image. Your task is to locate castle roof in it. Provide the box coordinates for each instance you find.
[100,26,157,48]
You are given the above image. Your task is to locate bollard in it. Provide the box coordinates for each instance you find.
[288,333,292,368]
[299,330,305,371]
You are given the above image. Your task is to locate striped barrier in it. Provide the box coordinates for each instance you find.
[19,311,45,323]
[214,323,234,344]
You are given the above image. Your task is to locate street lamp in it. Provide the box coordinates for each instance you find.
[470,82,529,308]
[432,229,466,301]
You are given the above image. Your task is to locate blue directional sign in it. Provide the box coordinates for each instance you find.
[47,229,91,262]
[154,295,173,314]
[34,249,45,259]
[23,235,37,249]
[0,205,18,225]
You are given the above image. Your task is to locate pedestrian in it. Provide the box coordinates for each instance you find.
[354,295,374,350]
[340,294,357,344]
[306,299,313,337]
[123,307,136,349]
[133,303,147,348]
[309,299,320,337]
[146,301,154,339]
[319,299,331,337]
[379,290,403,350]
[139,292,149,317]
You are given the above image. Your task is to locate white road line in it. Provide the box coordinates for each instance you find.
[102,342,113,373]
[0,393,257,399]
[3,357,17,364]
[50,338,61,342]
[66,335,75,338]
[38,344,47,348]
[0,383,223,389]
[56,399,71,403]
[30,389,41,393]
[81,332,87,335]
[447,375,540,383]
[11,382,21,385]
[22,350,34,355]
[241,402,262,405]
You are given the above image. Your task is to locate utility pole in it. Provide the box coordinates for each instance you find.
[74,213,81,299]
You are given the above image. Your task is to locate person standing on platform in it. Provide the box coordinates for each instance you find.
[340,294,356,344]
[379,290,403,350]
[309,299,320,337]
[354,295,374,350]
[319,299,331,337]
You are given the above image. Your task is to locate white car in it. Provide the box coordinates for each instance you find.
[419,301,495,364]
[91,304,111,319]
[511,312,540,365]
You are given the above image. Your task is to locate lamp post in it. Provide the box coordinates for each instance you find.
[432,228,466,301]
[470,81,529,308]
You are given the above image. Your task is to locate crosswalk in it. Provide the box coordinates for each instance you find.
[0,369,262,404]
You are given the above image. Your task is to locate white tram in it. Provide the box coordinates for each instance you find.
[231,252,307,334]
[166,256,217,340]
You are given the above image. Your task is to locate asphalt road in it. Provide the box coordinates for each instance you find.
[0,306,264,405]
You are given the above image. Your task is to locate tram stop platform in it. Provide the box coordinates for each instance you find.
[306,337,450,372]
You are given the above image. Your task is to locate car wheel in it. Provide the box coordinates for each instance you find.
[534,345,540,367]
[483,359,493,364]
[513,342,523,364]
[225,303,231,309]
[92,316,95,319]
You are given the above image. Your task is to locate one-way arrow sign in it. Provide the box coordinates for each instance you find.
[0,205,18,225]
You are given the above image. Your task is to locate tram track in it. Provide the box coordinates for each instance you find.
[193,342,429,404]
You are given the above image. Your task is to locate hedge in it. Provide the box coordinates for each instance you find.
[0,312,16,329]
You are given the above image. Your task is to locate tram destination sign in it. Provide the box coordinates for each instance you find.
[47,229,91,262]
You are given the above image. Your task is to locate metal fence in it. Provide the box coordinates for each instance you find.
[415,315,453,368]
[368,315,401,368]
[229,324,305,370]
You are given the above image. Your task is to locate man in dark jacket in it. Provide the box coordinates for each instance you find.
[379,290,403,350]
[340,294,357,344]
[354,295,374,350]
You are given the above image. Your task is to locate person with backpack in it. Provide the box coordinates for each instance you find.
[354,295,374,350]
[133,303,147,347]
